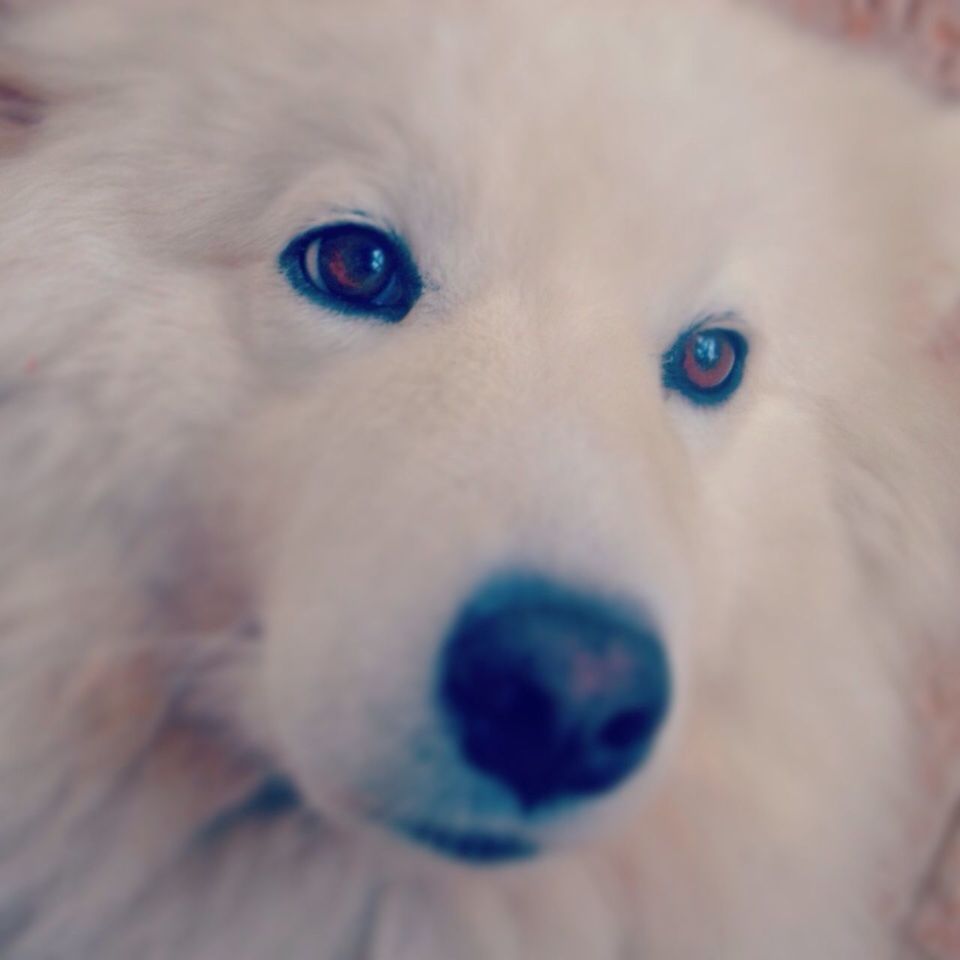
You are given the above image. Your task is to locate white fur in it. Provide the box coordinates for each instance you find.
[0,1,959,958]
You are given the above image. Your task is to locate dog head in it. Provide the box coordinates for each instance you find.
[1,1,959,954]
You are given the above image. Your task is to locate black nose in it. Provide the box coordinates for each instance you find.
[438,573,671,811]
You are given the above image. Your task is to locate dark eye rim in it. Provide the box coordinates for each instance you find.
[278,221,422,323]
[661,320,749,407]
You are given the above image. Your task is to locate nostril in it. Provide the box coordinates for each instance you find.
[599,707,660,751]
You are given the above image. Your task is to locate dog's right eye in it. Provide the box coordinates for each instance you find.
[278,223,421,323]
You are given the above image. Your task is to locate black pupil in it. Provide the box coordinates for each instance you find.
[316,231,393,301]
[692,332,724,370]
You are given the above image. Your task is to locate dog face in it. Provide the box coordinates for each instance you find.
[2,0,959,955]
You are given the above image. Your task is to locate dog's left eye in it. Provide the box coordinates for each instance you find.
[279,223,421,322]
[661,323,748,406]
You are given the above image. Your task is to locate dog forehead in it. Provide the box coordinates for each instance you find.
[15,0,936,306]
[17,0,923,204]
[159,2,895,231]
[217,1,817,155]
[247,2,932,288]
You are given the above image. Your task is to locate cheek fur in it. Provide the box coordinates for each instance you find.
[66,645,273,827]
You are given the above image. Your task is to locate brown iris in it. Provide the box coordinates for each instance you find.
[306,226,396,303]
[680,330,739,392]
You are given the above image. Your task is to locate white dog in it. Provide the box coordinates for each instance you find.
[0,1,958,958]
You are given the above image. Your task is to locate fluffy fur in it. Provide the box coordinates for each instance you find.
[0,1,959,957]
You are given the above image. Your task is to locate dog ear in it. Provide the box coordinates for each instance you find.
[767,0,960,98]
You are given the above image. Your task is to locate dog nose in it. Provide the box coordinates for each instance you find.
[438,573,671,810]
